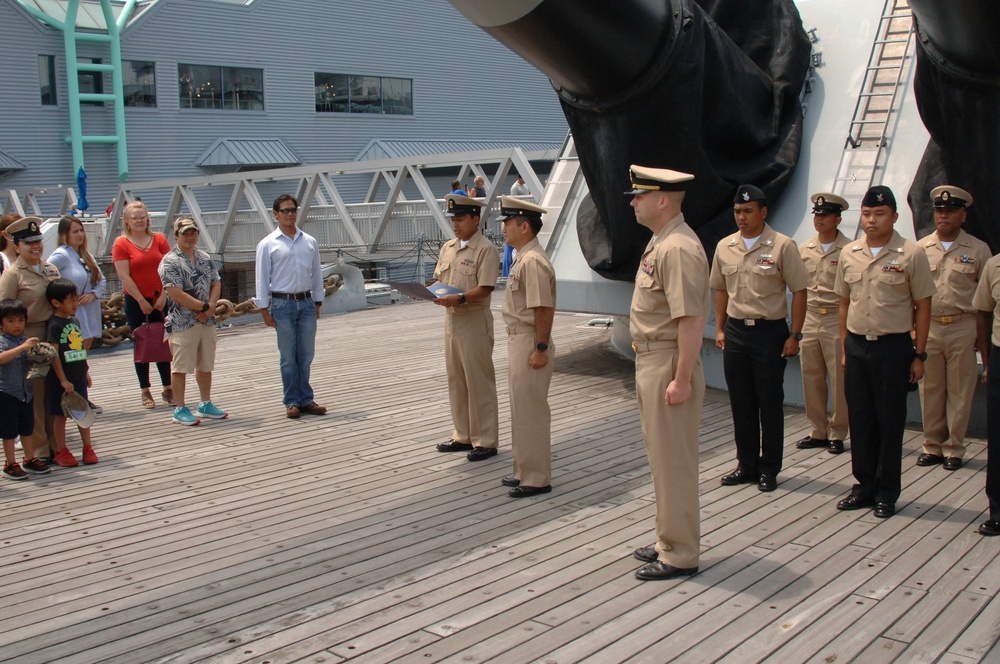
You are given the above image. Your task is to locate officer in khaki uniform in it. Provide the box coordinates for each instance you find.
[973,254,1000,537]
[711,185,810,493]
[497,196,556,498]
[625,165,708,581]
[834,185,935,518]
[432,194,501,461]
[796,193,852,455]
[0,216,61,461]
[916,186,991,471]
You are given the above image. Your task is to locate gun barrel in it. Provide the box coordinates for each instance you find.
[446,0,669,99]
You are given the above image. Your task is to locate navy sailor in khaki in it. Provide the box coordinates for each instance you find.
[432,194,501,461]
[834,185,935,518]
[796,193,851,455]
[498,196,556,498]
[916,185,991,471]
[710,185,810,493]
[625,165,709,581]
[973,253,1000,537]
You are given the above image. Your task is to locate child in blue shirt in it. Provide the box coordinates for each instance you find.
[0,298,50,479]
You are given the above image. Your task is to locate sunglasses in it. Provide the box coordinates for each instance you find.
[277,208,299,215]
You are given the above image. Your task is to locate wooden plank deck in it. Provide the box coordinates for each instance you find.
[1,301,997,664]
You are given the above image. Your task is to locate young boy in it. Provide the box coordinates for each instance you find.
[45,279,98,467]
[0,298,50,479]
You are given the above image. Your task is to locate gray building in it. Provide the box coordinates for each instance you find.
[0,0,568,212]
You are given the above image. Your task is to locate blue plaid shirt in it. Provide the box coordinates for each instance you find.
[0,332,31,402]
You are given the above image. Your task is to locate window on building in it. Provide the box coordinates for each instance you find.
[123,60,156,107]
[39,55,57,106]
[178,64,263,111]
[315,73,413,115]
[79,58,104,106]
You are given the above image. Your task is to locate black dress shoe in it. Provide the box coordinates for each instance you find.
[828,440,844,455]
[758,474,777,492]
[508,484,551,498]
[467,447,498,461]
[978,520,1000,536]
[501,475,520,487]
[634,561,699,581]
[436,440,473,453]
[837,494,876,511]
[916,453,944,467]
[943,456,963,471]
[873,502,895,518]
[796,436,829,449]
[634,546,658,563]
[720,468,759,486]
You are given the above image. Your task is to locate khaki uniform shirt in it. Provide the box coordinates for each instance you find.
[920,229,992,317]
[433,230,500,311]
[502,237,555,329]
[710,224,810,320]
[630,214,710,341]
[834,230,936,336]
[0,256,61,332]
[973,255,1000,347]
[801,230,851,312]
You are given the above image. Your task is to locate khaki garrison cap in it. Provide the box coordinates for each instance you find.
[624,165,694,195]
[930,185,973,208]
[444,193,485,217]
[811,192,848,214]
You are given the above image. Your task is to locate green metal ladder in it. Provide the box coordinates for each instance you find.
[17,0,135,182]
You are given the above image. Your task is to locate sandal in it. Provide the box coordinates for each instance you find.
[161,388,176,406]
[141,389,156,409]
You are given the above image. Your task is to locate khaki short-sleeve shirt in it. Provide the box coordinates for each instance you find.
[709,224,810,320]
[973,255,1000,347]
[433,230,500,311]
[502,237,556,329]
[834,230,937,336]
[630,214,710,342]
[0,256,61,328]
[920,229,992,317]
[800,230,850,310]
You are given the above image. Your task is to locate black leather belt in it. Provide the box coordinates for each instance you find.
[271,291,311,301]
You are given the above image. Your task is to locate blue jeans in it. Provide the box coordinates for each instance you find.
[269,298,317,407]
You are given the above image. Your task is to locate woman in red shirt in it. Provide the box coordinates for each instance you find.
[112,201,173,408]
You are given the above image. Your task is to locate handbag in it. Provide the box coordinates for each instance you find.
[133,317,173,364]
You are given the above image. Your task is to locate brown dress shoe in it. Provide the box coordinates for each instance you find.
[301,402,327,415]
[286,405,301,419]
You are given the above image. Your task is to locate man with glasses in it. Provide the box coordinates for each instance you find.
[254,195,327,419]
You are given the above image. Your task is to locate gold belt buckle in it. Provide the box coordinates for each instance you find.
[940,315,953,324]
[631,341,639,353]
[744,318,756,326]
[818,307,829,315]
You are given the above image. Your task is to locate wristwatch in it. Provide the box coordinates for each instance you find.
[201,301,210,313]
[914,350,928,361]
[790,332,803,341]
[535,341,549,352]
[457,293,467,305]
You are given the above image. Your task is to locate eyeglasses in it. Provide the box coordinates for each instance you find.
[277,208,299,215]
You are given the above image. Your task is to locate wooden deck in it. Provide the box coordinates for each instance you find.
[1,301,998,664]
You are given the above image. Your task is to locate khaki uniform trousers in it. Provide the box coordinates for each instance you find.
[920,316,977,458]
[26,321,54,454]
[507,331,553,487]
[800,308,848,441]
[444,307,499,448]
[635,344,704,569]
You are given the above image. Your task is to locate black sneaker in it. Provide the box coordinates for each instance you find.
[22,457,51,475]
[3,462,29,480]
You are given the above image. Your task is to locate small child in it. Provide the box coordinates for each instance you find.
[45,279,98,467]
[0,299,50,479]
